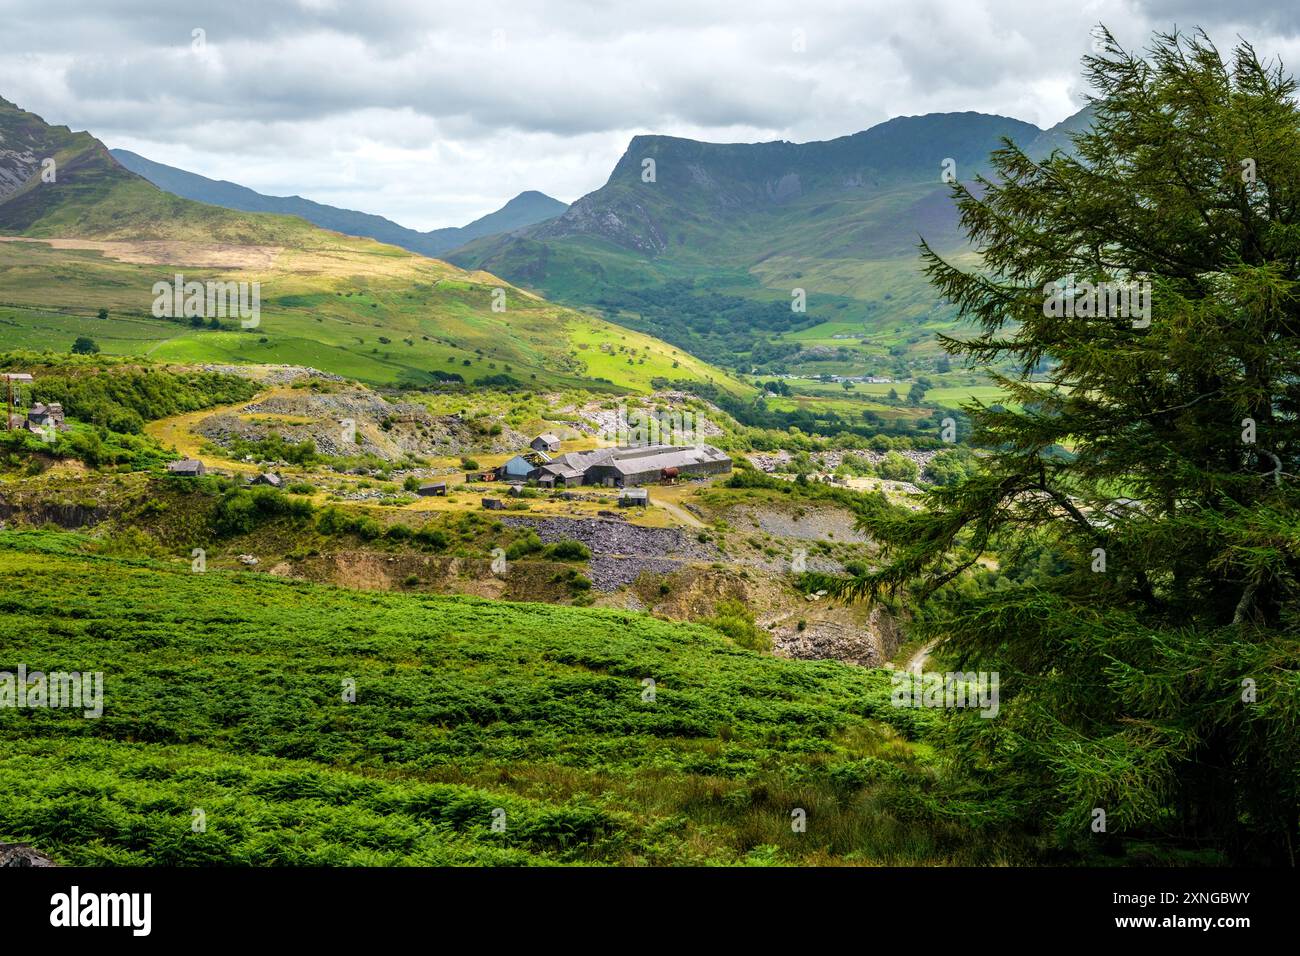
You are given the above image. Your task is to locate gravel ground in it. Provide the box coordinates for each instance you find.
[499,515,719,561]
[587,555,684,592]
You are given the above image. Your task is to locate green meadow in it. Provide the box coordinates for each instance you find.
[0,227,749,396]
[0,530,1031,866]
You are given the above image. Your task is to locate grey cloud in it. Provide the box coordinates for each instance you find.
[1,0,1296,227]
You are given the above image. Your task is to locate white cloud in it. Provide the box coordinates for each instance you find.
[0,0,1296,229]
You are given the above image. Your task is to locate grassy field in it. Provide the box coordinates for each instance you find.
[0,235,746,395]
[766,391,929,424]
[0,530,1031,866]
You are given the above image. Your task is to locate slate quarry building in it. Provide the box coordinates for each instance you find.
[531,444,730,488]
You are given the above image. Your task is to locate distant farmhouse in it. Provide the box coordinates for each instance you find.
[21,402,67,435]
[530,434,561,453]
[524,444,731,488]
[167,458,206,477]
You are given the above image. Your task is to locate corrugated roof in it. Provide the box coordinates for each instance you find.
[537,444,728,480]
[606,445,729,474]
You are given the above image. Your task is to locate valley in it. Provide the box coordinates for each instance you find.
[0,15,1294,880]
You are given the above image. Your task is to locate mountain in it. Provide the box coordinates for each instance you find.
[0,97,745,395]
[1025,105,1095,160]
[110,147,566,257]
[0,95,151,234]
[448,110,1090,376]
[450,190,569,244]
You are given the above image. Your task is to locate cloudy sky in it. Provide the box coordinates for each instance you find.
[2,0,1299,230]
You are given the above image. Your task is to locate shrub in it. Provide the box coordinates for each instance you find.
[213,487,314,535]
[706,599,772,652]
[414,526,449,550]
[505,529,543,560]
[316,506,381,540]
[543,540,590,561]
[876,451,919,482]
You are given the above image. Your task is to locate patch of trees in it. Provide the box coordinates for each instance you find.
[213,486,314,535]
[33,369,260,435]
[593,280,816,368]
[226,433,319,466]
[673,379,940,444]
[474,374,526,390]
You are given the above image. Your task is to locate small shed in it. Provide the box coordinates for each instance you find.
[27,402,65,428]
[251,472,282,487]
[619,488,649,507]
[530,434,561,453]
[481,497,504,510]
[167,458,206,477]
[418,482,447,497]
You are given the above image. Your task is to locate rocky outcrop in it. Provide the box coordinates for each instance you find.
[0,499,108,529]
[770,606,902,667]
[776,619,882,666]
[0,843,55,867]
[195,386,526,460]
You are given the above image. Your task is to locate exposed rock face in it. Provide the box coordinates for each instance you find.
[0,499,107,529]
[0,144,37,198]
[775,619,882,666]
[196,364,344,386]
[721,501,873,544]
[535,193,668,253]
[195,387,526,460]
[770,606,902,667]
[749,447,940,474]
[578,391,725,441]
[0,843,55,867]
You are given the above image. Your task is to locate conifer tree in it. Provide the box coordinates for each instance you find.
[838,28,1300,862]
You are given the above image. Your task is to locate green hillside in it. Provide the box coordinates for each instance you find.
[0,531,1024,866]
[0,97,747,396]
[449,112,1070,377]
